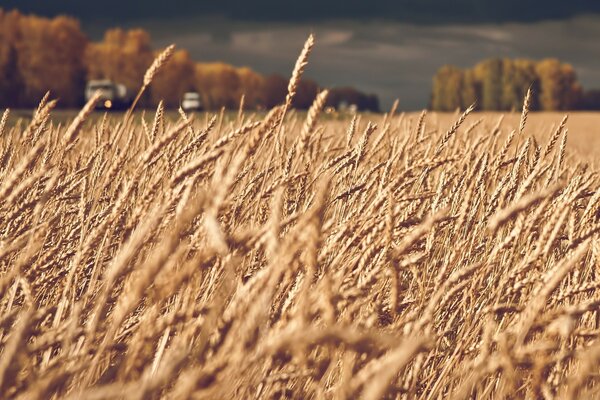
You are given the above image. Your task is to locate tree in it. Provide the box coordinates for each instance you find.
[326,87,379,112]
[0,8,380,111]
[474,58,503,111]
[535,58,581,111]
[85,28,154,105]
[292,79,318,109]
[0,10,24,107]
[431,65,463,111]
[0,45,23,107]
[535,59,562,111]
[511,59,540,110]
[580,90,600,110]
[461,69,479,110]
[558,63,582,110]
[363,94,380,112]
[16,14,87,107]
[237,67,266,109]
[195,63,241,109]
[150,49,195,108]
[500,59,519,111]
[431,58,587,112]
[263,74,287,109]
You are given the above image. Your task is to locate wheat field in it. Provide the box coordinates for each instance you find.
[0,36,599,400]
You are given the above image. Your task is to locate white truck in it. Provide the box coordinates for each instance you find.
[181,92,203,112]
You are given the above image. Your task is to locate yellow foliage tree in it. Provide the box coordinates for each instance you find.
[85,28,154,95]
[16,14,87,107]
[150,49,195,108]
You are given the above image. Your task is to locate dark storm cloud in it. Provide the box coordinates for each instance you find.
[5,0,600,24]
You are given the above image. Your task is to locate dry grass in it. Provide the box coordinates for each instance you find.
[0,35,599,400]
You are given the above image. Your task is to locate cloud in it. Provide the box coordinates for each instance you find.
[6,0,600,25]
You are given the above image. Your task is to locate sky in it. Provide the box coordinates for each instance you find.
[5,1,600,109]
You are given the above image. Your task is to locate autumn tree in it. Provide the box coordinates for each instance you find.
[363,94,380,112]
[194,63,242,109]
[150,49,195,108]
[0,8,380,110]
[16,14,87,107]
[536,59,564,110]
[474,58,503,111]
[431,58,582,111]
[580,90,600,110]
[327,87,362,109]
[327,87,380,112]
[536,59,582,111]
[461,69,479,109]
[237,67,266,109]
[0,10,23,107]
[501,59,539,111]
[292,79,319,109]
[512,59,540,110]
[500,59,518,110]
[85,28,154,100]
[431,65,464,111]
[263,74,287,109]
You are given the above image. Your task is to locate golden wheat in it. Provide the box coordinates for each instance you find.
[0,34,598,400]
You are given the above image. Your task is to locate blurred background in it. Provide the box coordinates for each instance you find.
[2,1,600,111]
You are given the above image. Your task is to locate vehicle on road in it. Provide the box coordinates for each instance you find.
[181,92,203,112]
[85,80,132,110]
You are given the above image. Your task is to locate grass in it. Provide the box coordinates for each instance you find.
[0,35,599,399]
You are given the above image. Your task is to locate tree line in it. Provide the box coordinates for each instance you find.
[0,9,379,111]
[431,58,600,111]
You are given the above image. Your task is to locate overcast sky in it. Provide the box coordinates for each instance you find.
[5,1,600,109]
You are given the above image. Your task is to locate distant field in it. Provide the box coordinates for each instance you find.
[7,109,599,162]
[431,111,600,161]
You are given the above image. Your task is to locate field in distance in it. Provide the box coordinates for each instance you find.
[6,109,600,162]
[428,111,600,162]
